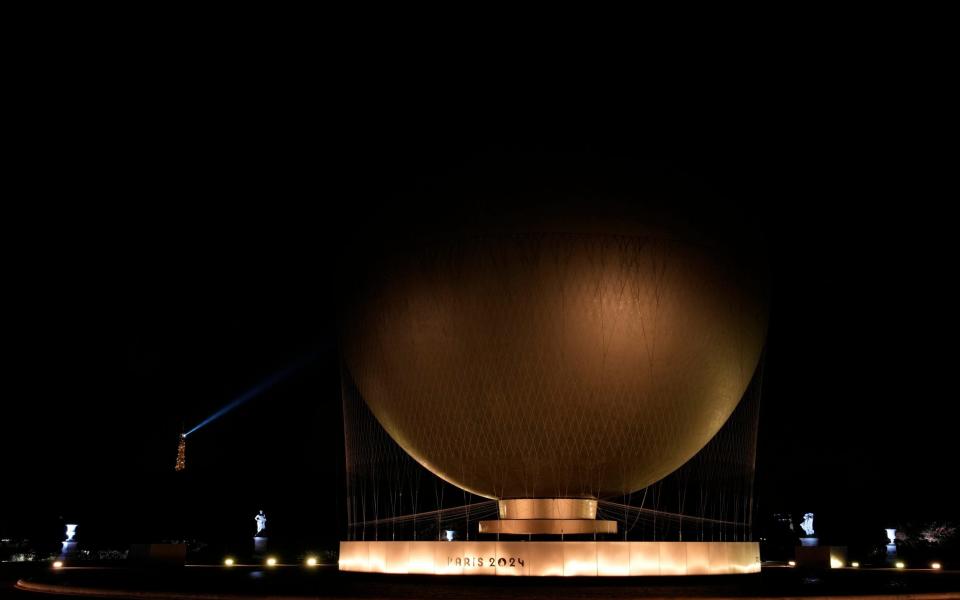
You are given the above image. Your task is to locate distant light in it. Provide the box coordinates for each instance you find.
[52,561,63,569]
[831,558,844,568]
[305,557,317,567]
[224,558,235,567]
[266,557,278,567]
[896,561,905,569]
[788,560,796,567]
[851,562,860,568]
[931,562,941,570]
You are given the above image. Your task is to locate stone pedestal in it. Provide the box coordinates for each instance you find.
[795,545,847,569]
[479,499,617,535]
[60,541,78,558]
[254,536,268,557]
[339,540,761,576]
[885,528,897,558]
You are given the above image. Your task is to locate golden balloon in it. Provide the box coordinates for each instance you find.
[343,228,768,500]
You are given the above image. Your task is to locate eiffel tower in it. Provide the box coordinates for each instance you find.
[174,432,186,472]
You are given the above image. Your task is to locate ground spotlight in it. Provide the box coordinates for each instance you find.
[896,561,905,569]
[851,562,860,568]
[788,560,796,567]
[52,561,63,569]
[931,562,941,570]
[224,557,235,567]
[266,557,278,567]
[831,558,844,568]
[305,557,318,567]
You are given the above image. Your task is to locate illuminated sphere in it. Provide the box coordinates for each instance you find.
[342,161,769,500]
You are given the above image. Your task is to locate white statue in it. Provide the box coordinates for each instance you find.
[800,512,815,536]
[65,524,78,542]
[255,510,267,535]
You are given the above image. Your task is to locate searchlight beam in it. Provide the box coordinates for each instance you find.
[184,354,316,437]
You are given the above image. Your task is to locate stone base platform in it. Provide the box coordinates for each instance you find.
[339,540,760,576]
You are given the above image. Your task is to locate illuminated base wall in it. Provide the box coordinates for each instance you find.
[339,541,760,576]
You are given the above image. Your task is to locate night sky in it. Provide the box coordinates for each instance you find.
[4,91,956,554]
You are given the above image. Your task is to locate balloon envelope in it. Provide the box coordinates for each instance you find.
[343,230,768,500]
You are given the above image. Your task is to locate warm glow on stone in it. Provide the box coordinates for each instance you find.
[339,541,760,576]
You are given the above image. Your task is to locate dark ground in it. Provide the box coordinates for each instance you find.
[4,563,960,599]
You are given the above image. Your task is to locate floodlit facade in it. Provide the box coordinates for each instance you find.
[340,541,761,576]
